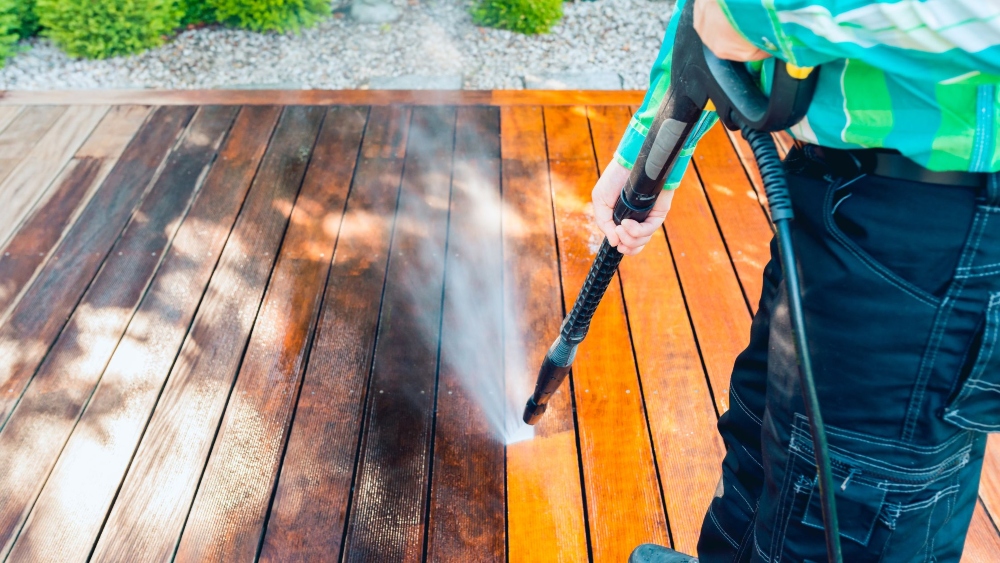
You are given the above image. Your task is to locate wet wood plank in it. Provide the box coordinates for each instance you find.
[663,167,753,415]
[588,105,726,555]
[260,106,409,561]
[7,106,282,561]
[544,105,669,561]
[0,105,109,245]
[0,106,151,321]
[501,105,589,563]
[425,106,506,563]
[0,105,238,561]
[0,106,66,190]
[90,106,323,563]
[694,123,773,312]
[260,105,409,561]
[0,106,195,424]
[341,106,456,562]
[175,106,366,562]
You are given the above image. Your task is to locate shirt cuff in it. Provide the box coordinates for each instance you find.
[715,0,788,59]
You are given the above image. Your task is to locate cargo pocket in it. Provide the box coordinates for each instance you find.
[773,415,972,562]
[944,293,1000,432]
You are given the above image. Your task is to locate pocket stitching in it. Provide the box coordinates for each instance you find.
[944,292,1000,429]
[823,183,941,308]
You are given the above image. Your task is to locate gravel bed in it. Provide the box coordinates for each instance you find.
[0,0,674,90]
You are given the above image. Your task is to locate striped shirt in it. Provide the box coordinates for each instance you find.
[615,0,1000,190]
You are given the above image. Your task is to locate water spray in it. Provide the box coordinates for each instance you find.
[522,2,843,561]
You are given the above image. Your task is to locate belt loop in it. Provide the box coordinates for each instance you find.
[988,173,1000,206]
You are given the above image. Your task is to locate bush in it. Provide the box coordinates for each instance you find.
[0,0,17,66]
[180,0,217,26]
[36,0,181,59]
[472,0,562,35]
[208,0,329,33]
[15,0,39,38]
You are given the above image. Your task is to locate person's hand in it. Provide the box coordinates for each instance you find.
[694,0,770,62]
[592,160,674,256]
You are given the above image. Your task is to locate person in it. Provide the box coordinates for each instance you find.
[591,0,1000,561]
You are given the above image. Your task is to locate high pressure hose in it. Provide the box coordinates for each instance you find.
[741,126,842,562]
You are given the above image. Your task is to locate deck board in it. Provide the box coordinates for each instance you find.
[1,96,997,562]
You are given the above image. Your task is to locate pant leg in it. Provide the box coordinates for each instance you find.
[698,162,1000,562]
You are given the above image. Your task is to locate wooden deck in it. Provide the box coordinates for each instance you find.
[0,92,999,562]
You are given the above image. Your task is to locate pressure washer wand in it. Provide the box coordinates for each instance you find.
[522,1,842,560]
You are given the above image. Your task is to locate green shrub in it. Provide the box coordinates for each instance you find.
[15,0,39,38]
[180,0,217,26]
[0,0,17,66]
[36,0,181,59]
[208,0,329,33]
[472,0,562,35]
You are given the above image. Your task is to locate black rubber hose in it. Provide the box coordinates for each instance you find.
[742,125,843,563]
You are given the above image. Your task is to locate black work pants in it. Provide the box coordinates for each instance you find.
[697,151,1000,562]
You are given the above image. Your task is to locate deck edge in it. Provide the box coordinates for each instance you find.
[0,89,646,106]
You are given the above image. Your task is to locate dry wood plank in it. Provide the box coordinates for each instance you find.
[0,106,195,425]
[0,105,110,245]
[0,89,647,107]
[544,105,669,561]
[722,128,768,217]
[588,105,726,554]
[341,106,456,562]
[0,105,66,187]
[89,106,323,563]
[424,106,505,562]
[693,123,774,312]
[0,105,238,561]
[0,106,151,320]
[174,106,366,562]
[6,106,281,562]
[0,106,21,135]
[501,105,589,563]
[662,167,753,415]
[961,501,1000,562]
[259,105,410,561]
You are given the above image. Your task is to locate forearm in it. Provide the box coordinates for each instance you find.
[614,0,718,190]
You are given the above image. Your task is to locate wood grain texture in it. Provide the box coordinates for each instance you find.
[0,90,646,107]
[174,106,366,562]
[693,123,773,313]
[0,105,110,245]
[90,106,322,563]
[425,106,505,563]
[544,105,669,561]
[501,105,589,563]
[961,501,1000,562]
[588,105,726,555]
[0,106,195,425]
[7,106,281,562]
[980,436,1000,527]
[0,106,21,135]
[722,128,768,218]
[341,106,456,563]
[663,167,753,415]
[0,105,66,188]
[0,105,238,562]
[259,105,410,562]
[0,106,151,322]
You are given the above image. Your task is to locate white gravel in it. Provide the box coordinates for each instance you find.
[0,0,674,90]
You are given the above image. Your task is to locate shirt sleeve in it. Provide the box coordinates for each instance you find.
[614,0,718,190]
[717,0,1000,85]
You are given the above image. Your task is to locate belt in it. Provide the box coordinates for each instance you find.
[791,143,989,188]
